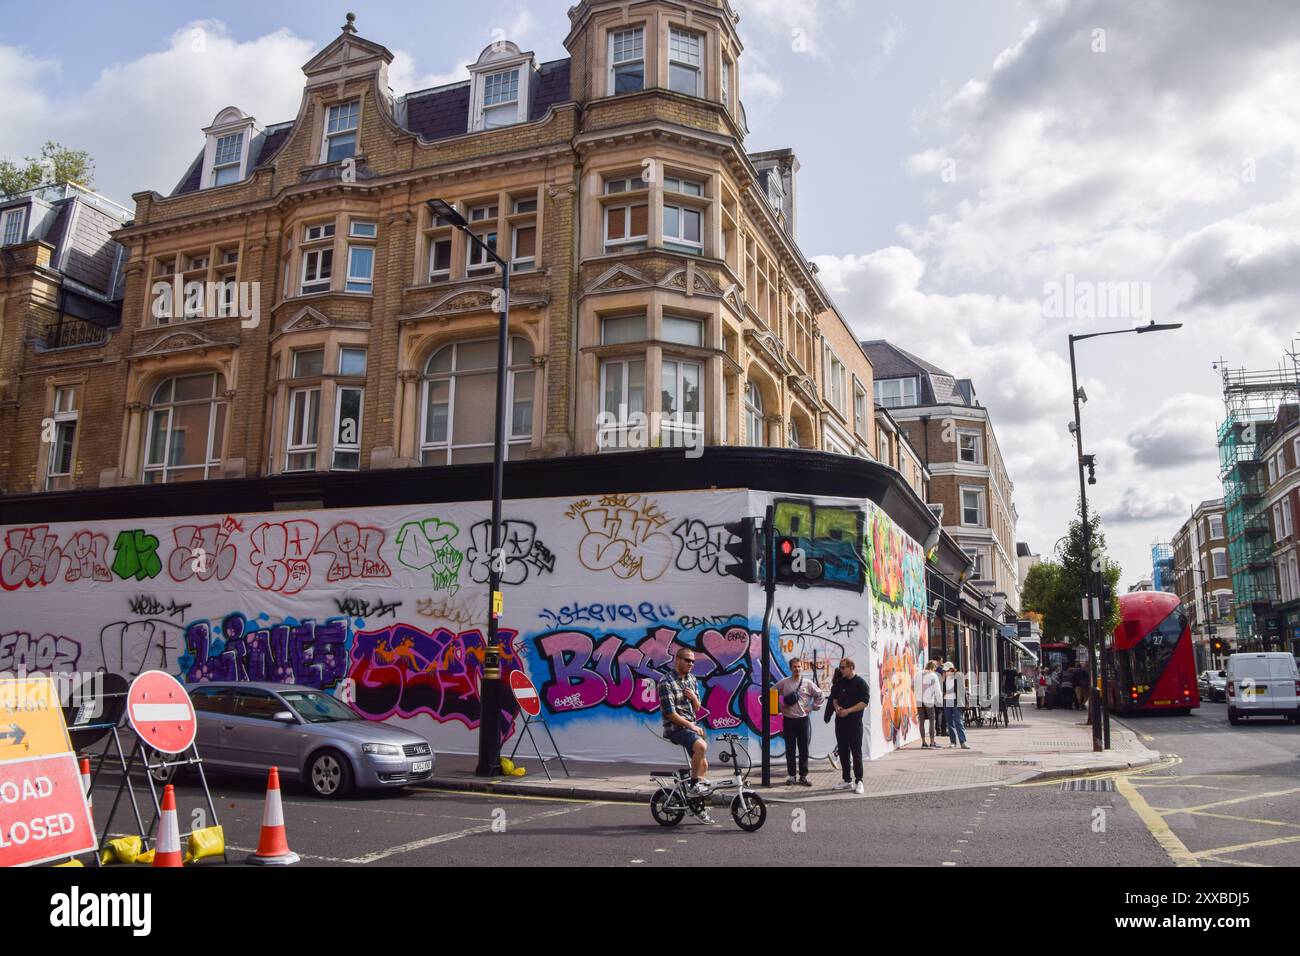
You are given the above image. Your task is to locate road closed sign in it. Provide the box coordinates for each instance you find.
[0,675,97,867]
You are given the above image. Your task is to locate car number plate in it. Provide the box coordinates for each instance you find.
[412,760,432,773]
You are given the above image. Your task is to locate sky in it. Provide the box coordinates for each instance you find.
[4,0,1299,586]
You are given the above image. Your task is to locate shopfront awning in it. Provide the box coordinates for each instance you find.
[998,630,1039,663]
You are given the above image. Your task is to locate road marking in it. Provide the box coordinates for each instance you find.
[942,861,956,866]
[1199,855,1265,867]
[1010,755,1182,788]
[1190,834,1300,859]
[1171,810,1300,829]
[1113,774,1199,867]
[1129,784,1250,792]
[410,786,613,805]
[345,804,590,864]
[1155,787,1300,817]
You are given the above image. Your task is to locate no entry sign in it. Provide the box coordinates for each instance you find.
[509,669,542,718]
[0,675,97,867]
[127,671,196,755]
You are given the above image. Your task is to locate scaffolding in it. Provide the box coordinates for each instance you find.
[1215,352,1300,648]
[1151,542,1175,593]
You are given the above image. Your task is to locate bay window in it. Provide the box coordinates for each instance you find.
[346,245,374,293]
[604,177,649,253]
[599,357,646,450]
[661,359,701,447]
[333,386,363,470]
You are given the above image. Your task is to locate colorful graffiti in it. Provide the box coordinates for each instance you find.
[878,638,919,746]
[346,624,521,738]
[0,630,82,671]
[111,529,163,582]
[180,613,351,688]
[773,500,864,591]
[1,525,66,589]
[395,518,462,593]
[568,494,675,582]
[532,616,783,735]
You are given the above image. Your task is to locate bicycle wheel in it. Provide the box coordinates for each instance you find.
[651,787,685,827]
[730,792,767,832]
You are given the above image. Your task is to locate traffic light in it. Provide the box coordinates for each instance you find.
[774,535,824,587]
[722,517,760,583]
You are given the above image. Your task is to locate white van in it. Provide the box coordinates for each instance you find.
[1225,653,1299,724]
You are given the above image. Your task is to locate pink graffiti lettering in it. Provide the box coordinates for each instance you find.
[315,521,391,582]
[63,530,112,583]
[168,523,238,582]
[0,525,64,590]
[249,520,319,594]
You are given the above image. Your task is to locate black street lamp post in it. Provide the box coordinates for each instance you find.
[428,199,510,777]
[1068,320,1181,753]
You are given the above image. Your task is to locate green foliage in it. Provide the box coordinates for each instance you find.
[1026,505,1122,646]
[0,142,95,198]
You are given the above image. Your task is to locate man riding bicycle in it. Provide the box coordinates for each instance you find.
[658,646,711,797]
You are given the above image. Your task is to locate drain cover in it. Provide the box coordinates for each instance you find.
[1059,778,1116,792]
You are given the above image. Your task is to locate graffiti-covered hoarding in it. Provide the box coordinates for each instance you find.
[0,489,928,763]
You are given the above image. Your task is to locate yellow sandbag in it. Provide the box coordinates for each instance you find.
[186,825,225,862]
[55,859,85,867]
[499,756,526,777]
[136,848,155,865]
[99,835,143,865]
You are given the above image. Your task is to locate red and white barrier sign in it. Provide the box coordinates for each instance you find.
[127,671,197,755]
[509,670,542,718]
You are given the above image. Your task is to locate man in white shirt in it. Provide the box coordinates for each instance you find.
[775,657,826,785]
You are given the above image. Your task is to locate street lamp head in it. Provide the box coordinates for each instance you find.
[1075,386,1088,404]
[1135,321,1183,334]
[427,198,467,229]
[1068,421,1079,435]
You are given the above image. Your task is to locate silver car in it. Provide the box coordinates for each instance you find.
[154,682,434,798]
[1198,669,1228,702]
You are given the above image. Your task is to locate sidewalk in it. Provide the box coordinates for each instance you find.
[420,698,1162,803]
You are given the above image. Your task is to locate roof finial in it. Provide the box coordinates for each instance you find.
[342,11,357,34]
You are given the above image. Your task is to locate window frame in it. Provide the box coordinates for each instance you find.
[960,486,986,527]
[211,131,244,186]
[322,99,360,164]
[958,430,983,464]
[332,385,364,471]
[1208,515,1224,539]
[419,337,535,466]
[345,244,375,294]
[142,373,228,484]
[668,26,704,97]
[598,356,647,451]
[1,206,26,246]
[874,377,918,409]
[45,386,79,490]
[285,386,322,472]
[744,380,765,447]
[481,68,521,128]
[1211,548,1228,578]
[660,357,703,447]
[608,26,646,95]
[338,346,367,377]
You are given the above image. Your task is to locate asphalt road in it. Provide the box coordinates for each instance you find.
[81,699,1295,867]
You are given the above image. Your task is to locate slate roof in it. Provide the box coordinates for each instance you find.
[170,58,573,197]
[861,339,975,407]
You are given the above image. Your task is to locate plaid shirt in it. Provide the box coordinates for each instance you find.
[657,670,699,737]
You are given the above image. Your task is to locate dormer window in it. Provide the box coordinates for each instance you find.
[212,133,244,185]
[483,69,521,128]
[669,28,703,96]
[2,206,27,245]
[323,100,360,163]
[610,27,645,94]
[199,107,256,190]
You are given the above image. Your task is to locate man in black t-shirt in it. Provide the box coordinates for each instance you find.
[831,657,870,794]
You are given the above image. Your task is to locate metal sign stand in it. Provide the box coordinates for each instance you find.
[506,711,569,781]
[76,716,227,866]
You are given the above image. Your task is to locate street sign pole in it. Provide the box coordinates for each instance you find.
[760,504,775,788]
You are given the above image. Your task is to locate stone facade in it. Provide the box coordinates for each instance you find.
[0,1,875,496]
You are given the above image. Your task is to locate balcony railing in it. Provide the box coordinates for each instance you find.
[41,315,110,349]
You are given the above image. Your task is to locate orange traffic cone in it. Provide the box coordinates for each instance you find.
[152,784,184,867]
[246,767,299,865]
[79,755,93,827]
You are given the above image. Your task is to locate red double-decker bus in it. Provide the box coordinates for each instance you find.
[1104,591,1199,715]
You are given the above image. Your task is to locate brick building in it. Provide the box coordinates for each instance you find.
[1258,404,1300,657]
[0,2,876,496]
[861,340,1021,615]
[0,182,131,492]
[1171,498,1235,670]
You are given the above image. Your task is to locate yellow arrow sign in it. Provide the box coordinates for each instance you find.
[0,675,74,762]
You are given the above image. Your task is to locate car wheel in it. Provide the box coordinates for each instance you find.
[307,748,353,799]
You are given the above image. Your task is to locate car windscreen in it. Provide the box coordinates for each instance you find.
[280,691,360,723]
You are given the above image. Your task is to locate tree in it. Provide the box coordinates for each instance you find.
[0,142,95,197]
[1022,505,1123,647]
[1021,560,1077,644]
